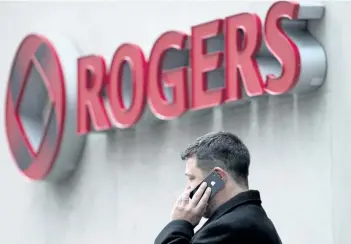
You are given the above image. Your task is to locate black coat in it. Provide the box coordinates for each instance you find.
[155,190,282,244]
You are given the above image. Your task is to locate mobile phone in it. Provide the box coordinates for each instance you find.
[189,171,225,200]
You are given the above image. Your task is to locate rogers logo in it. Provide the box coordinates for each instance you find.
[5,34,85,181]
[5,1,327,182]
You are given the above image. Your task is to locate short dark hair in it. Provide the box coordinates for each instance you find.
[181,131,250,187]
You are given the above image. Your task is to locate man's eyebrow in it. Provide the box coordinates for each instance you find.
[185,173,194,177]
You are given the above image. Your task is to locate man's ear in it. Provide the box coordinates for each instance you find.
[213,167,227,181]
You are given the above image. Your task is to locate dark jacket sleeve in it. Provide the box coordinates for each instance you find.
[154,220,194,244]
[154,220,237,244]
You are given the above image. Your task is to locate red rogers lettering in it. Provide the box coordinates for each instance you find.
[76,1,327,134]
[5,0,327,181]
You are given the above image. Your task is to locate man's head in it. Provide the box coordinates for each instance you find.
[181,131,250,217]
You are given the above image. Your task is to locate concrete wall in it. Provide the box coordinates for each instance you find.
[0,1,349,244]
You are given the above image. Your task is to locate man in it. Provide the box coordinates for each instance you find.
[155,131,282,244]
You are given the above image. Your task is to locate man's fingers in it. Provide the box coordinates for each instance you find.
[178,187,191,205]
[195,187,211,211]
[190,182,207,206]
[175,194,183,205]
[184,187,191,195]
[182,189,191,201]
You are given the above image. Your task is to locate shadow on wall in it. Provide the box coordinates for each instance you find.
[220,86,327,142]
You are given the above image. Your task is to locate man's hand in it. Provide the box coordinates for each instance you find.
[171,182,211,226]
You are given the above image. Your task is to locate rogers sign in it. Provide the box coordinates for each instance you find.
[5,1,327,182]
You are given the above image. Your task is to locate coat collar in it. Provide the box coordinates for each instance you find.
[206,190,262,223]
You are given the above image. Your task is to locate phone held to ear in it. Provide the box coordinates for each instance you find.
[189,171,225,200]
